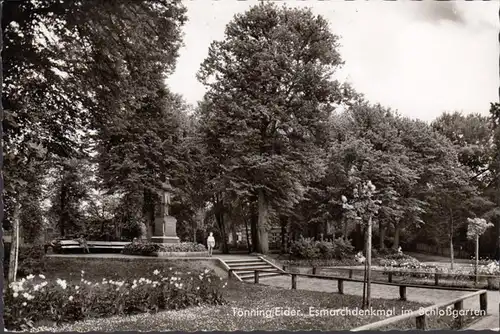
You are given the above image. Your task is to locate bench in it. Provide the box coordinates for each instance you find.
[50,240,130,253]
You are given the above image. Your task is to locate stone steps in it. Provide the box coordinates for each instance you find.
[222,256,285,281]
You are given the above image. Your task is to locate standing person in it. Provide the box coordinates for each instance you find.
[207,232,215,257]
[77,235,90,254]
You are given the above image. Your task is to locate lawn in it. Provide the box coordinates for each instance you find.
[38,256,228,282]
[21,256,483,331]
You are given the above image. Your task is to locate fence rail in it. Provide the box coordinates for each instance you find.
[351,289,487,331]
[241,269,488,330]
[283,265,499,289]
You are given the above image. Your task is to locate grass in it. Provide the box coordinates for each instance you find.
[38,256,228,283]
[24,256,484,331]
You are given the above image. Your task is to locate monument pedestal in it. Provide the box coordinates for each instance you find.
[151,236,180,244]
[153,216,179,244]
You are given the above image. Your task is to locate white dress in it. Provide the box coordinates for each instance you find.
[207,236,215,248]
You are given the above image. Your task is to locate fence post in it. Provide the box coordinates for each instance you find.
[349,269,353,279]
[399,286,407,301]
[416,314,427,330]
[434,273,439,286]
[338,279,344,294]
[228,269,233,280]
[292,274,297,290]
[454,300,463,328]
[283,264,287,271]
[487,277,494,290]
[312,267,317,275]
[388,272,393,283]
[254,270,260,284]
[480,292,488,313]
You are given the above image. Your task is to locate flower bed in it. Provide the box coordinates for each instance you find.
[122,242,207,256]
[4,267,225,331]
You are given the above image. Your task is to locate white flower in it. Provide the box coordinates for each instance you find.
[204,269,210,274]
[38,274,45,279]
[26,274,35,280]
[81,270,85,274]
[21,292,34,300]
[168,267,172,270]
[13,292,18,298]
[56,279,67,290]
[75,286,79,290]
[69,296,74,301]
[153,270,160,275]
[196,287,200,290]
[22,302,27,306]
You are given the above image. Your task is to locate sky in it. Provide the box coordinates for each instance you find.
[166,0,499,122]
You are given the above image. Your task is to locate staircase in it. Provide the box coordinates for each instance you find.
[223,256,286,281]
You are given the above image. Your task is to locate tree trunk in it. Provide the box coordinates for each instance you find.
[450,214,454,270]
[343,217,348,241]
[450,237,454,270]
[231,222,237,248]
[250,202,259,253]
[244,216,251,253]
[256,189,269,254]
[143,189,155,240]
[59,184,67,236]
[280,217,288,254]
[8,201,20,283]
[379,221,386,249]
[214,197,229,254]
[366,216,373,308]
[393,224,400,249]
[356,223,362,250]
[475,234,479,284]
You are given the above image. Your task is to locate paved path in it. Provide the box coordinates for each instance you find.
[259,275,498,330]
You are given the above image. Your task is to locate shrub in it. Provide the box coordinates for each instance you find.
[290,238,320,260]
[158,242,207,253]
[122,242,206,256]
[377,250,420,268]
[4,244,46,279]
[289,238,354,260]
[4,268,226,331]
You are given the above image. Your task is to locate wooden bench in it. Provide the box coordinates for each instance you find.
[52,240,130,253]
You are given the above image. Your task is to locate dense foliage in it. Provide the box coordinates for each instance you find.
[122,242,207,256]
[289,237,355,260]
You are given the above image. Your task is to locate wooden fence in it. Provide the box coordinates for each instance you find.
[229,269,489,330]
[351,289,487,331]
[283,265,499,290]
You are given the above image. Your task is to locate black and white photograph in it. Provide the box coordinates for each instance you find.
[1,0,499,332]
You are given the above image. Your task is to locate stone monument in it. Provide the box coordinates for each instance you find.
[139,222,148,242]
[151,181,179,244]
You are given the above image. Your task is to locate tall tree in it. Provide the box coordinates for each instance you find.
[197,3,352,253]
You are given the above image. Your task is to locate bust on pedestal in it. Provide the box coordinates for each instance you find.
[151,181,179,244]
